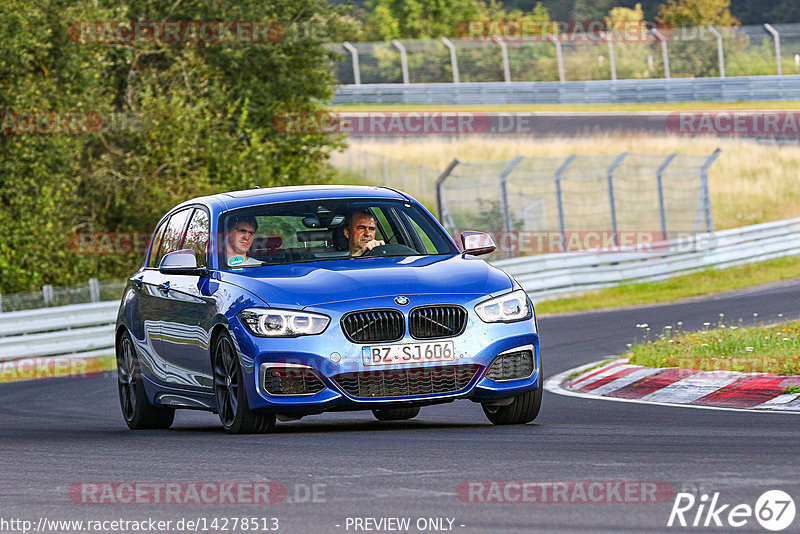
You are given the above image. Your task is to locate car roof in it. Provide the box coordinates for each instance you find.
[176,185,411,212]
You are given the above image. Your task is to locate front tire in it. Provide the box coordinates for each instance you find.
[372,406,420,421]
[482,387,542,425]
[117,331,175,430]
[212,333,275,434]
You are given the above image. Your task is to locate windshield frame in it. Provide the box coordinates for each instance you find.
[216,198,459,270]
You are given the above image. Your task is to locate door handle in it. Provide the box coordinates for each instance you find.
[132,276,143,289]
[158,281,170,292]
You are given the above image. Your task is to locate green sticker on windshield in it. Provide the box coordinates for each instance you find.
[229,256,244,266]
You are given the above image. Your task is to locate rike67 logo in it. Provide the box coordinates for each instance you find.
[668,490,795,531]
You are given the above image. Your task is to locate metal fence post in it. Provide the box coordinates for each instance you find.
[0,293,3,313]
[89,278,100,303]
[554,155,576,250]
[707,26,725,78]
[493,36,511,83]
[435,159,460,232]
[342,42,361,85]
[651,27,670,79]
[606,153,627,246]
[700,148,722,233]
[392,39,410,84]
[498,157,524,234]
[441,38,460,83]
[602,32,617,81]
[656,153,678,241]
[43,284,54,307]
[764,24,782,76]
[547,33,565,82]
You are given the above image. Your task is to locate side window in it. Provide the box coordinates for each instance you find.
[146,219,168,268]
[183,208,209,268]
[154,208,192,267]
[409,218,437,253]
[370,208,391,243]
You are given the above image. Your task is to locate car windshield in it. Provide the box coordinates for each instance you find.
[218,199,458,268]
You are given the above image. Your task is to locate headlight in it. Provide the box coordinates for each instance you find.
[239,308,330,337]
[475,289,531,323]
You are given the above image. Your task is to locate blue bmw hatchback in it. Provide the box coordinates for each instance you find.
[115,185,541,433]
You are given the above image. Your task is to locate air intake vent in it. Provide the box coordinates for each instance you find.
[485,350,534,381]
[332,365,481,399]
[341,309,405,343]
[409,306,467,339]
[262,366,326,395]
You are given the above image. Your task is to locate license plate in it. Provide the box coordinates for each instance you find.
[363,341,455,366]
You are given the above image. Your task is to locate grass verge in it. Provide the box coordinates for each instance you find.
[349,135,800,231]
[567,359,615,381]
[535,255,800,315]
[627,319,800,376]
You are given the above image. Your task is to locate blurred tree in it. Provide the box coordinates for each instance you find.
[656,0,740,78]
[656,0,740,27]
[604,3,658,79]
[0,0,355,293]
[363,0,516,41]
[573,0,621,21]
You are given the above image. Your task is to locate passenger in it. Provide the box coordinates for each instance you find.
[224,215,261,266]
[343,209,385,257]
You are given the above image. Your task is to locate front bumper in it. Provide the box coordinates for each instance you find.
[231,296,540,414]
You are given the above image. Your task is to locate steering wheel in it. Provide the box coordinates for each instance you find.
[363,244,417,257]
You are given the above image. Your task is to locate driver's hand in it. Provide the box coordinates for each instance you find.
[356,239,385,256]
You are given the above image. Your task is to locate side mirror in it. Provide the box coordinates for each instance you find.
[460,231,496,256]
[159,249,208,276]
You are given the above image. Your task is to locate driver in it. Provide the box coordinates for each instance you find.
[224,215,261,266]
[344,209,384,257]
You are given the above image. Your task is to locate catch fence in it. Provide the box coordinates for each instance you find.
[436,150,721,255]
[0,278,126,313]
[329,148,440,208]
[328,23,800,85]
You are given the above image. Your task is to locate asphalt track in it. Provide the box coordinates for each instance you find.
[2,280,800,533]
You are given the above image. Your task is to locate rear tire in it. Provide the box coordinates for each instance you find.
[482,387,542,425]
[116,331,175,430]
[372,406,420,421]
[212,332,275,434]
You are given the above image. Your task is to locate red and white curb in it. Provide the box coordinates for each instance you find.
[545,357,800,413]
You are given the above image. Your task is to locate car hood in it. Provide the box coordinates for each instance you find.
[217,254,513,308]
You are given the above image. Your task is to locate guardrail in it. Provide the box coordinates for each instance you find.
[0,302,118,362]
[493,217,800,300]
[331,75,800,105]
[2,218,799,362]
